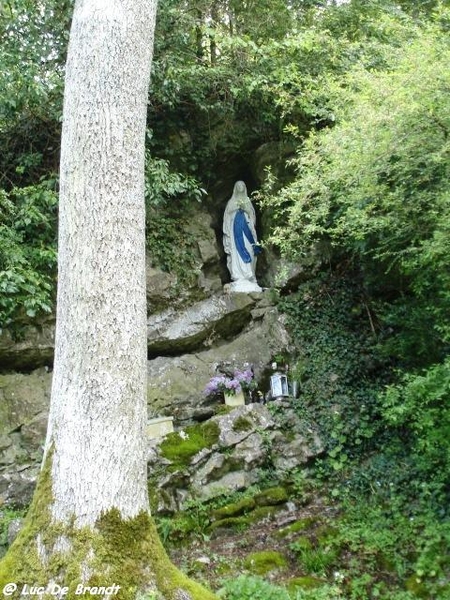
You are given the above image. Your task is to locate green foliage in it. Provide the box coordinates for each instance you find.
[278,274,383,466]
[331,494,450,599]
[381,358,450,511]
[0,179,57,327]
[1,5,449,597]
[4,0,442,330]
[261,21,450,591]
[0,0,70,186]
[145,149,206,208]
[293,545,338,577]
[218,575,291,600]
[262,12,450,365]
[150,0,380,178]
[218,574,343,600]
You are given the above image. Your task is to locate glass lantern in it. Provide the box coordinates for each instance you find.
[270,372,289,399]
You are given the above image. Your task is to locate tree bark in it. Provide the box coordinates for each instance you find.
[48,0,153,529]
[0,1,217,598]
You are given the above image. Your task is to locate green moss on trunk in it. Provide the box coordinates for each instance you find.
[0,451,218,600]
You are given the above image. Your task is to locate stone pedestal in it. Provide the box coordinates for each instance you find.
[147,416,174,439]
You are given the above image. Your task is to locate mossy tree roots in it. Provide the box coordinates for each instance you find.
[0,455,217,600]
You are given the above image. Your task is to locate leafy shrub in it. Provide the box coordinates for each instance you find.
[0,180,57,327]
[290,543,337,576]
[144,150,205,208]
[262,15,450,367]
[278,273,384,469]
[381,358,450,514]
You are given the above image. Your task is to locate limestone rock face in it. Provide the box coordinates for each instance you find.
[148,403,324,514]
[147,293,256,355]
[0,322,55,371]
[0,369,50,507]
[0,468,40,508]
[146,266,179,311]
[263,253,307,292]
[0,370,51,438]
[0,277,298,510]
[147,306,292,423]
[147,205,222,310]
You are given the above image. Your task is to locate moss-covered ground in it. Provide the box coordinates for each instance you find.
[4,469,450,598]
[148,474,450,600]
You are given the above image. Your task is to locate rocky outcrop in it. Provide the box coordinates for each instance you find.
[0,293,293,507]
[147,293,256,355]
[0,370,50,444]
[0,202,223,372]
[147,305,292,423]
[148,403,324,514]
[0,321,55,372]
[147,204,223,311]
[0,369,50,506]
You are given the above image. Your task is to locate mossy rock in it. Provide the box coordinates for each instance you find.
[276,516,318,538]
[286,576,324,592]
[211,497,256,520]
[214,405,233,416]
[159,421,220,470]
[208,515,250,533]
[244,550,287,575]
[247,505,279,523]
[254,486,289,507]
[232,416,254,433]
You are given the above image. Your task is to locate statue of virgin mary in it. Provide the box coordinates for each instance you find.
[223,181,262,292]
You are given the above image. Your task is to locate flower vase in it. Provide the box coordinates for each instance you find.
[224,390,245,407]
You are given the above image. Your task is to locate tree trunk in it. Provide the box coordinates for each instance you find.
[195,9,204,61]
[0,1,216,598]
[209,2,219,65]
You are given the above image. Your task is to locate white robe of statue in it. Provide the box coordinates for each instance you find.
[223,181,262,292]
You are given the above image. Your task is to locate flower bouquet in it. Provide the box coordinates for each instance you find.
[204,367,257,406]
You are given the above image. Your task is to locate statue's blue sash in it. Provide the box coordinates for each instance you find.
[233,209,257,263]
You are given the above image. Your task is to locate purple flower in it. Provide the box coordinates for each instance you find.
[225,378,242,393]
[234,369,253,383]
[203,375,227,396]
[204,366,257,398]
